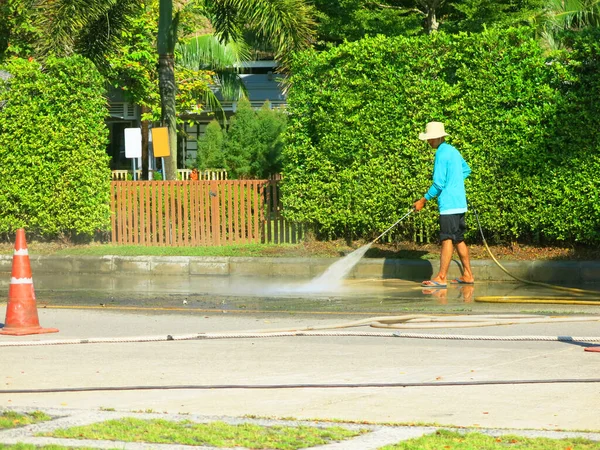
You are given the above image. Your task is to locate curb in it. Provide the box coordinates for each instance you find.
[0,255,594,284]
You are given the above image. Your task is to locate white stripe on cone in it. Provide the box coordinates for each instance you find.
[13,249,28,255]
[11,277,33,284]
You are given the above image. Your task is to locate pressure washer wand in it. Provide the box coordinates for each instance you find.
[371,208,414,244]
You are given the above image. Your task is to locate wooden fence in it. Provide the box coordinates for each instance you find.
[111,169,228,181]
[110,180,303,246]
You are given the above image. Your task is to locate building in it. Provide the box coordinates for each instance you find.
[106,87,142,170]
[105,61,286,171]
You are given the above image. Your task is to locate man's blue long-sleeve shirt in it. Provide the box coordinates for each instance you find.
[424,142,471,215]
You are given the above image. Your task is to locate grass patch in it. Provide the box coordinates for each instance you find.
[51,243,301,257]
[0,411,51,429]
[1,237,599,261]
[380,429,600,449]
[0,446,99,450]
[40,417,365,449]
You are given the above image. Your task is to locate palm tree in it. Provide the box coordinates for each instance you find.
[157,0,179,180]
[158,0,315,179]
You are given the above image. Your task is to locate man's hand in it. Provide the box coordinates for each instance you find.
[413,197,427,211]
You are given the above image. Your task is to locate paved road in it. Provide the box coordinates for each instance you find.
[2,279,600,433]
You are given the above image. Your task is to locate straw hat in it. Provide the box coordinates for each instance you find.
[418,121,450,140]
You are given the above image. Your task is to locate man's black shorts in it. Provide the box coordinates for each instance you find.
[439,213,466,244]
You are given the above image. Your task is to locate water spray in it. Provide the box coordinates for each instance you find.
[304,208,415,290]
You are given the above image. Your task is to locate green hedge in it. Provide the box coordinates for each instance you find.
[282,28,600,244]
[0,56,111,238]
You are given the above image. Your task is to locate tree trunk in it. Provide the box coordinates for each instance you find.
[420,0,442,34]
[158,53,177,180]
[158,0,177,180]
[427,9,439,33]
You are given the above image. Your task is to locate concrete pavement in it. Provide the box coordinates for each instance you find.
[1,307,600,431]
[1,253,600,448]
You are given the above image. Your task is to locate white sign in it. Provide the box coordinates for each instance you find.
[124,128,142,158]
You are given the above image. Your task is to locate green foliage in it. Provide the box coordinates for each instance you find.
[0,56,111,238]
[253,101,287,178]
[33,0,141,68]
[196,120,225,170]
[447,0,546,33]
[282,28,600,244]
[311,0,546,43]
[106,2,160,108]
[223,98,287,179]
[0,0,39,62]
[538,0,600,50]
[223,98,255,177]
[311,0,422,46]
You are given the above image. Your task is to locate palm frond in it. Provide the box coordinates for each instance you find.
[202,87,227,122]
[212,0,315,70]
[214,70,248,100]
[76,0,141,70]
[33,0,116,58]
[177,34,250,71]
[545,0,600,29]
[205,0,243,44]
[540,0,600,48]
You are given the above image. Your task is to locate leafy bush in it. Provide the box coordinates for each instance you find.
[0,56,111,238]
[223,98,287,179]
[253,102,287,178]
[196,119,225,170]
[282,28,600,244]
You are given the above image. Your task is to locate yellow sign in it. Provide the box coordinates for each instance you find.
[151,127,170,157]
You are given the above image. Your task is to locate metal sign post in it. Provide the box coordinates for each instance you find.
[124,128,142,180]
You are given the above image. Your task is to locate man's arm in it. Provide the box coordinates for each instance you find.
[414,152,445,211]
[424,154,446,200]
[462,157,471,179]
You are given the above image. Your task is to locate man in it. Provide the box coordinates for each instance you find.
[413,121,474,287]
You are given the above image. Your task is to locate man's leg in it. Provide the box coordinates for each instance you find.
[431,239,454,283]
[454,241,475,283]
[423,214,456,286]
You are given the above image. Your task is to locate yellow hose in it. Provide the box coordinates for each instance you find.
[476,296,600,306]
[472,208,600,303]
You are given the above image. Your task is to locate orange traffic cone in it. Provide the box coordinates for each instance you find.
[0,229,58,336]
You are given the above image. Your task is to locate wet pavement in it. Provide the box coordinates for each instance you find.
[25,274,600,317]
